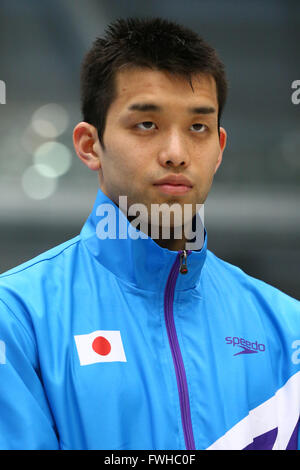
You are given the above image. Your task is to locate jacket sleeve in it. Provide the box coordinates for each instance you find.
[0,298,59,449]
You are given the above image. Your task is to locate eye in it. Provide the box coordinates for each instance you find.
[190,123,207,133]
[136,121,156,131]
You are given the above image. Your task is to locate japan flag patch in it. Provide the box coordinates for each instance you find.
[74,330,127,366]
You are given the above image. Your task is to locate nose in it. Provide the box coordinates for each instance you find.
[157,129,190,168]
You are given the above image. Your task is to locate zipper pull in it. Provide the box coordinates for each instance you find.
[179,250,188,275]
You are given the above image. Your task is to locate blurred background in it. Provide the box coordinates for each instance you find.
[0,0,299,299]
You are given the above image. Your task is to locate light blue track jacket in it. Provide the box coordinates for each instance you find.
[0,188,299,450]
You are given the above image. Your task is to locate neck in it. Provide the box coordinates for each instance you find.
[126,215,198,252]
[147,223,191,251]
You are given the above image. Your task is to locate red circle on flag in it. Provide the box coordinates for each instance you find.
[92,336,111,356]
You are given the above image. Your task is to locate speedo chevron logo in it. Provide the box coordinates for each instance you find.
[225,336,266,356]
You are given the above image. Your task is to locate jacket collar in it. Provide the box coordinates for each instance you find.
[80,188,207,291]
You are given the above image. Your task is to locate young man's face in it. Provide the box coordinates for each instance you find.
[75,66,226,225]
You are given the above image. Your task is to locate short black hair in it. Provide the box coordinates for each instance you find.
[80,17,228,148]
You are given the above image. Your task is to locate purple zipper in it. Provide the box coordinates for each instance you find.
[164,250,196,450]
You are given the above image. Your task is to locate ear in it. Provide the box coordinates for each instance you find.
[214,127,227,174]
[72,122,103,171]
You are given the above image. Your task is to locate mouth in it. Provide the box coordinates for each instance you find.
[153,183,192,195]
[153,174,193,195]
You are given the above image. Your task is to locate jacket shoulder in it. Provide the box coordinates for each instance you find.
[205,249,300,307]
[0,235,82,309]
[0,235,83,333]
[0,236,81,280]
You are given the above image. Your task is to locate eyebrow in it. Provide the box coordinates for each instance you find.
[127,102,216,115]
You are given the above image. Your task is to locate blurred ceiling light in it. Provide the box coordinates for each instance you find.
[33,141,72,178]
[21,125,47,155]
[31,103,69,138]
[21,164,57,200]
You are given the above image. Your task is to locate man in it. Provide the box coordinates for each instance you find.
[0,17,299,450]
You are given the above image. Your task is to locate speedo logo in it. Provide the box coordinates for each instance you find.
[225,336,266,356]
